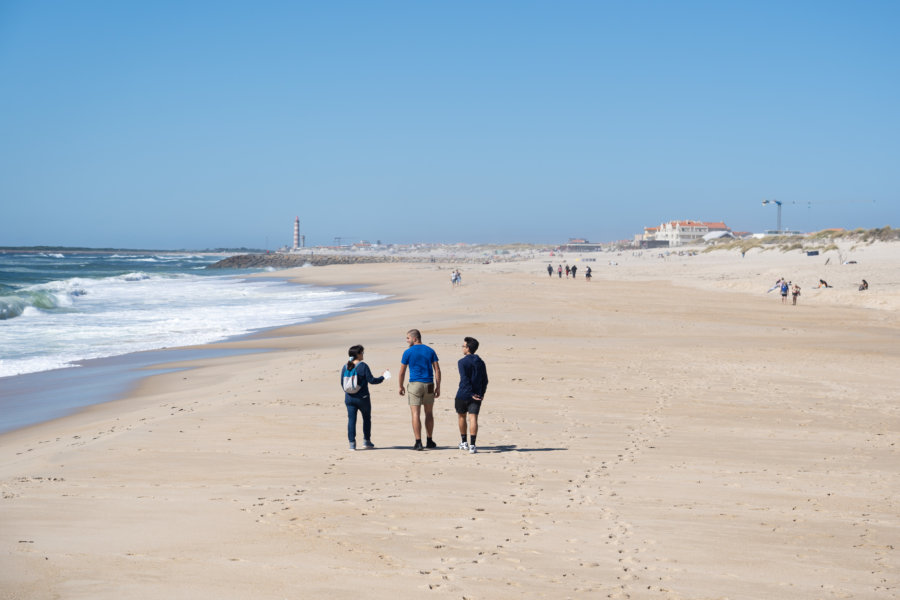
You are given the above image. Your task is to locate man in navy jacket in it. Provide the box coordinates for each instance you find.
[455,336,489,454]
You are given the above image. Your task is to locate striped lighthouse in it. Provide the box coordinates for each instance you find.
[293,216,300,250]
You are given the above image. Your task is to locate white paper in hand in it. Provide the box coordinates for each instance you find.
[382,370,392,380]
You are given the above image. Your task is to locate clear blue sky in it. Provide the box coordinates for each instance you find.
[1,1,897,249]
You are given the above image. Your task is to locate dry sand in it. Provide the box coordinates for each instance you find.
[1,244,898,599]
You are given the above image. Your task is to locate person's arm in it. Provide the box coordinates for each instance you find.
[470,363,487,401]
[478,362,488,399]
[362,363,384,385]
[433,361,441,398]
[398,363,407,395]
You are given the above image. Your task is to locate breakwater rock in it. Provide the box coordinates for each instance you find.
[206,253,476,270]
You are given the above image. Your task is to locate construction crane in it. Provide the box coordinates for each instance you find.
[761,199,783,233]
[762,198,874,234]
[792,199,876,209]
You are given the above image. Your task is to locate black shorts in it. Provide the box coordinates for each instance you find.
[455,397,482,415]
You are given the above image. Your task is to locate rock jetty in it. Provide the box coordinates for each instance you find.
[206,253,479,270]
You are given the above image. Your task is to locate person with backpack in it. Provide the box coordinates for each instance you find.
[455,336,489,454]
[341,344,389,451]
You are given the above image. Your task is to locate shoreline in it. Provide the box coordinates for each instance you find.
[0,276,388,436]
[1,257,897,599]
[0,346,271,436]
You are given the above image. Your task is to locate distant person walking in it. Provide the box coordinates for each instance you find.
[558,265,563,278]
[585,266,592,281]
[398,329,441,451]
[547,263,553,277]
[780,280,790,304]
[341,345,389,451]
[791,283,801,305]
[565,265,571,278]
[570,265,577,278]
[456,336,489,454]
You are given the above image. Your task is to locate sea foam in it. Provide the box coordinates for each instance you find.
[0,269,384,378]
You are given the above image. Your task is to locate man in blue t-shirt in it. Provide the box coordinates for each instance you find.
[398,328,441,451]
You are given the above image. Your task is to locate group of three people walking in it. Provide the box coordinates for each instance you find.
[342,329,488,453]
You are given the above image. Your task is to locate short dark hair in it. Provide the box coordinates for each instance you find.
[464,336,479,353]
[407,329,421,342]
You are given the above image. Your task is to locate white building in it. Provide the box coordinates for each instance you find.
[649,220,730,247]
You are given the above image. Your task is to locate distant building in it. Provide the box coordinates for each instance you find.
[648,220,731,247]
[560,238,604,252]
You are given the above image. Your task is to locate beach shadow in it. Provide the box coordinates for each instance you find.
[366,445,568,452]
[371,445,444,451]
[486,444,568,453]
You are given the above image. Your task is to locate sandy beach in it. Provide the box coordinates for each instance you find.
[1,243,898,599]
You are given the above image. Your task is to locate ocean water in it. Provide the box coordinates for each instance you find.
[0,252,384,378]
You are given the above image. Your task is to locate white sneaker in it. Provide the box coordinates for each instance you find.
[458,441,469,450]
[469,445,477,454]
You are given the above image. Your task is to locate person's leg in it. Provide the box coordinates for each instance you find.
[457,412,467,438]
[346,400,358,443]
[361,399,372,442]
[408,383,426,449]
[424,403,435,438]
[467,411,479,453]
[410,405,422,440]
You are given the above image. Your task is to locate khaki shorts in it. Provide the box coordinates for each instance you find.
[407,382,435,406]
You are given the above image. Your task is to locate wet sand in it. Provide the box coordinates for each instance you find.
[1,247,898,599]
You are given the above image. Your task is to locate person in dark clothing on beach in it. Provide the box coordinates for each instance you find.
[456,336,489,454]
[341,345,388,451]
[571,265,577,278]
[547,263,553,277]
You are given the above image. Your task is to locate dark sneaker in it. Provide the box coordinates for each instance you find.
[413,440,423,451]
[363,440,375,450]
[426,439,437,449]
